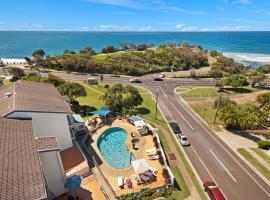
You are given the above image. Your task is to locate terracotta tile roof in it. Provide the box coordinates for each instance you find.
[0,118,60,200]
[0,80,73,117]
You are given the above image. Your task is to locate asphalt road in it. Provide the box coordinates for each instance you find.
[3,70,269,200]
[59,73,270,200]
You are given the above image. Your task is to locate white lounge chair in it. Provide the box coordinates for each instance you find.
[146,147,156,153]
[118,176,124,188]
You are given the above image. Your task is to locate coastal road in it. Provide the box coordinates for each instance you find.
[142,82,270,200]
[51,72,270,199]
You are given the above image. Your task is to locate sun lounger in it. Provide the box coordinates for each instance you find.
[146,147,156,153]
[139,174,150,183]
[144,170,156,179]
[148,154,159,160]
[118,177,124,188]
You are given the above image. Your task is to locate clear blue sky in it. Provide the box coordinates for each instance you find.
[0,0,269,31]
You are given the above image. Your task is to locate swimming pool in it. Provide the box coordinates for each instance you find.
[97,127,135,169]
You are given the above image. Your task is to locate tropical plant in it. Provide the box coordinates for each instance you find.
[224,74,248,88]
[57,82,86,100]
[102,83,143,114]
[220,103,259,130]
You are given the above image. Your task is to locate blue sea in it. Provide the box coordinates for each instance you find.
[1,31,270,67]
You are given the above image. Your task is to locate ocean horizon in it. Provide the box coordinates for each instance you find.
[1,31,270,67]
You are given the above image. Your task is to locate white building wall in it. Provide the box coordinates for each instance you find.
[39,150,66,197]
[7,112,73,150]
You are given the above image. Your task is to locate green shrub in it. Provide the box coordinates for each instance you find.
[104,84,110,89]
[257,140,270,150]
[22,75,42,82]
[159,187,174,198]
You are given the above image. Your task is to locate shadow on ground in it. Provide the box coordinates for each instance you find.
[228,129,261,143]
[138,107,150,115]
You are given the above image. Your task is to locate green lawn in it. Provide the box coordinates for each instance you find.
[181,87,218,98]
[251,148,270,165]
[76,84,105,108]
[179,86,261,99]
[176,87,190,94]
[189,101,222,131]
[238,148,270,181]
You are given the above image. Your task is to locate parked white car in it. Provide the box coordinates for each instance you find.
[177,134,190,146]
[159,73,165,78]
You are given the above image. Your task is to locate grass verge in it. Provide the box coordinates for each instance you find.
[251,148,270,165]
[76,84,104,108]
[179,86,261,99]
[238,148,270,181]
[189,101,222,131]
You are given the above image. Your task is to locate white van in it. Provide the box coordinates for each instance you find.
[87,77,98,85]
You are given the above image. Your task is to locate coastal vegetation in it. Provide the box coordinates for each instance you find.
[28,43,209,75]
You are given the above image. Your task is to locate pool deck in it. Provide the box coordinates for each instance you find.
[91,119,166,197]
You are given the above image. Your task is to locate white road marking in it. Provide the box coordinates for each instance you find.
[191,146,230,200]
[209,149,237,182]
[170,103,194,130]
[200,125,270,198]
[174,90,270,197]
[159,86,168,98]
[158,100,175,121]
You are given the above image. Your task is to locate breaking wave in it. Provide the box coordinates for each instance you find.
[223,52,270,68]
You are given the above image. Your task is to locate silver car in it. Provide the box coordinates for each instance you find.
[177,134,190,146]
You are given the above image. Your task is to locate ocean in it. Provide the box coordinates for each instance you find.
[0,31,270,67]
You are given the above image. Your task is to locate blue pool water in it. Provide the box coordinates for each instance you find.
[97,127,135,169]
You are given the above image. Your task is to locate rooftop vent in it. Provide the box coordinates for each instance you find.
[5,92,12,98]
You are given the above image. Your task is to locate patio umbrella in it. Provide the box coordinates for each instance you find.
[131,159,151,174]
[64,175,82,191]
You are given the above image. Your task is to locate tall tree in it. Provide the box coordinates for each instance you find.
[57,82,86,100]
[102,83,143,114]
[224,74,248,88]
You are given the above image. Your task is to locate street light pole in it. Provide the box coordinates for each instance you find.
[155,88,159,120]
[214,92,223,124]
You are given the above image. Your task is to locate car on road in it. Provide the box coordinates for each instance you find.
[159,73,165,78]
[153,77,163,81]
[177,134,190,146]
[203,181,226,200]
[130,78,142,83]
[168,121,182,134]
